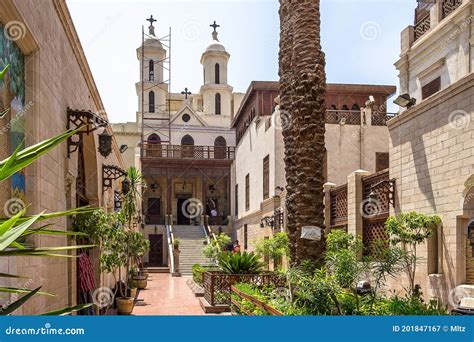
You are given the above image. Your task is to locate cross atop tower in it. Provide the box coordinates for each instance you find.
[146,15,157,36]
[181,87,192,99]
[210,21,220,32]
[210,21,220,41]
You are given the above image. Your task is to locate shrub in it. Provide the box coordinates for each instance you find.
[202,233,231,264]
[255,232,289,270]
[192,264,207,285]
[218,252,264,274]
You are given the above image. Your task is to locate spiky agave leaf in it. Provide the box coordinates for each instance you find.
[40,303,93,316]
[0,287,41,315]
[0,128,80,181]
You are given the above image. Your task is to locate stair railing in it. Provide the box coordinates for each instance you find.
[166,214,175,274]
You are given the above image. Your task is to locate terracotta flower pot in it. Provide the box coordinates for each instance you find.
[116,297,134,315]
[131,276,148,290]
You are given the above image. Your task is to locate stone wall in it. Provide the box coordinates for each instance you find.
[0,0,125,314]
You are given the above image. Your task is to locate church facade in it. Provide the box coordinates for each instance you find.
[112,18,396,269]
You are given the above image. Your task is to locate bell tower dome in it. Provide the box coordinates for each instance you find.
[200,21,233,116]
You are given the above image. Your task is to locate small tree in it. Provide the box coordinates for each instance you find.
[385,211,441,295]
[255,232,289,271]
[202,233,231,264]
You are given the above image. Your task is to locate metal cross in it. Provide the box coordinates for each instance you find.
[146,15,157,26]
[181,87,192,99]
[210,21,220,32]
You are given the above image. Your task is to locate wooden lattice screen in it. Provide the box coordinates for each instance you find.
[442,0,462,18]
[330,184,348,230]
[361,170,394,256]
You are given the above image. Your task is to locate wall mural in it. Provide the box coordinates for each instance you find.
[0,24,26,202]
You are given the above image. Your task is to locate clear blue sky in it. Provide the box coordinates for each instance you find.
[68,0,415,123]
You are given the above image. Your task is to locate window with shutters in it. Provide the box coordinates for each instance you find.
[422,77,441,99]
[263,155,270,200]
[245,174,250,211]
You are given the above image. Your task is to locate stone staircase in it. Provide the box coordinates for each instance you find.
[172,225,211,275]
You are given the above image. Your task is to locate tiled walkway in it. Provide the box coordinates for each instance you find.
[133,274,206,315]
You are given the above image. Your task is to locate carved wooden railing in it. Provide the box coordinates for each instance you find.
[415,14,431,41]
[326,110,361,125]
[442,0,462,19]
[203,272,285,306]
[361,170,395,256]
[330,184,348,230]
[142,143,235,160]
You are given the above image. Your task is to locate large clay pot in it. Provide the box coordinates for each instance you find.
[116,297,134,315]
[131,276,148,290]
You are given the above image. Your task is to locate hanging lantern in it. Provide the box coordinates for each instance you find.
[122,178,131,194]
[98,130,113,158]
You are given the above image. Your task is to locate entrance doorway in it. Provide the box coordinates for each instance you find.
[177,197,191,225]
[148,234,164,267]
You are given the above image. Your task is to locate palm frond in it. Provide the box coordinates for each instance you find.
[0,244,95,257]
[40,303,93,316]
[0,287,41,315]
[0,213,42,251]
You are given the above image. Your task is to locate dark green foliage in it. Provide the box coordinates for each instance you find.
[218,252,264,274]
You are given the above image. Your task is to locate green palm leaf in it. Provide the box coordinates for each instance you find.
[0,64,9,81]
[0,206,95,225]
[0,287,41,315]
[0,213,42,251]
[0,108,9,119]
[0,273,27,279]
[40,303,93,316]
[0,128,80,181]
[0,244,95,257]
[0,287,54,296]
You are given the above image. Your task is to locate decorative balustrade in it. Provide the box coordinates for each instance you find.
[442,0,462,19]
[203,272,285,306]
[329,184,348,230]
[326,110,361,125]
[415,14,431,41]
[142,143,235,160]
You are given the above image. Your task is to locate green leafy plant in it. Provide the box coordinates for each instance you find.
[255,232,289,271]
[217,251,264,274]
[385,212,441,294]
[202,233,231,264]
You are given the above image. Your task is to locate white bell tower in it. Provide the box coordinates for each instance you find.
[200,21,233,117]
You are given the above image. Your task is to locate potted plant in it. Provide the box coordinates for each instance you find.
[173,238,180,250]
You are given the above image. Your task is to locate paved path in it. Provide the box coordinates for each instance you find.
[133,274,205,315]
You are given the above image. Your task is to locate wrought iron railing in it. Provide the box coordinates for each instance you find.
[442,0,462,19]
[415,14,431,40]
[142,143,235,160]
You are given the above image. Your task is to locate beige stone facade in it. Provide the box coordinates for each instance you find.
[0,0,125,314]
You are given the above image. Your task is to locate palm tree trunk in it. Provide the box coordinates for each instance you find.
[279,0,326,266]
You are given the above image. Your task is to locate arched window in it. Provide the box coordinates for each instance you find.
[147,134,161,144]
[215,63,220,84]
[341,105,349,111]
[146,134,161,157]
[149,91,155,113]
[214,136,227,159]
[330,105,337,110]
[215,93,221,115]
[181,134,194,158]
[149,60,154,82]
[351,104,360,111]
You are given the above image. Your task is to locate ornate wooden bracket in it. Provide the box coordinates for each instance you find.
[67,107,108,158]
[102,165,127,193]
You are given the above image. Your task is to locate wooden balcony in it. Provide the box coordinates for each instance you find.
[141,143,235,160]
